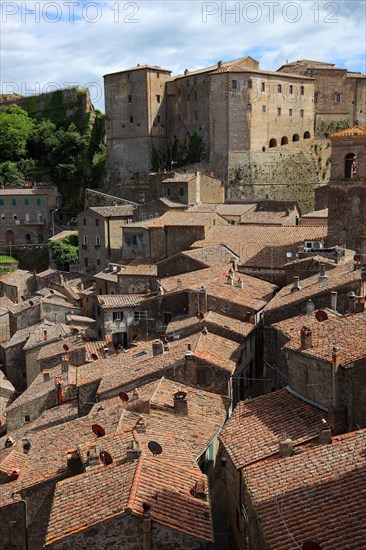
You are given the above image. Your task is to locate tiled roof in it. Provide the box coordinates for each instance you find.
[0,296,14,310]
[181,244,239,265]
[330,125,366,138]
[0,269,33,286]
[239,210,292,225]
[94,270,118,283]
[301,208,328,219]
[204,311,255,338]
[160,264,277,312]
[271,309,341,340]
[120,258,158,276]
[35,287,67,300]
[166,315,203,335]
[193,331,244,373]
[191,225,327,267]
[9,297,41,315]
[48,230,78,242]
[0,448,26,476]
[36,335,84,361]
[244,428,366,550]
[284,310,366,365]
[264,263,361,314]
[162,172,196,183]
[88,205,135,217]
[23,321,71,350]
[0,188,55,195]
[85,339,116,362]
[126,210,224,229]
[97,294,146,308]
[220,388,326,470]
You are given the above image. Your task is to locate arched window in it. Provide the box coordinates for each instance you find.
[269,138,277,148]
[292,134,300,142]
[5,230,14,244]
[303,131,311,139]
[281,136,288,145]
[345,153,357,179]
[25,233,31,244]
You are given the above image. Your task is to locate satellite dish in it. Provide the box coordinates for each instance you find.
[315,310,328,322]
[148,441,163,456]
[196,312,204,320]
[92,424,105,437]
[91,353,98,361]
[302,543,323,550]
[354,254,362,262]
[63,344,69,351]
[119,391,129,402]
[100,450,113,465]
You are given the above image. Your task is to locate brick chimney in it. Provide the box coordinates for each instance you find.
[152,339,164,356]
[43,370,51,382]
[330,291,337,311]
[199,285,207,313]
[127,440,141,460]
[43,329,48,341]
[348,291,356,313]
[87,444,100,468]
[191,479,208,500]
[22,437,32,454]
[55,376,63,406]
[300,326,312,349]
[103,347,110,359]
[135,416,146,433]
[354,296,365,313]
[291,276,301,293]
[318,419,332,444]
[318,263,328,281]
[61,355,69,384]
[279,436,294,458]
[131,388,139,400]
[173,390,188,415]
[67,449,83,475]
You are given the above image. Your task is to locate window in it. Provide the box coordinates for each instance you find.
[95,218,99,226]
[194,112,198,120]
[83,217,86,226]
[1,213,4,220]
[179,187,185,197]
[128,95,132,103]
[83,235,88,245]
[156,95,161,103]
[289,85,293,94]
[281,136,288,145]
[248,80,252,89]
[269,138,277,148]
[300,109,304,118]
[232,80,237,89]
[262,105,266,113]
[166,187,172,197]
[85,258,88,267]
[194,91,197,100]
[24,415,30,423]
[97,258,100,265]
[261,82,265,92]
[130,116,133,123]
[300,85,304,95]
[187,94,190,101]
[24,198,29,205]
[178,114,181,122]
[277,107,281,116]
[12,199,16,206]
[0,198,3,206]
[134,310,147,320]
[186,79,189,87]
[132,234,137,246]
[156,72,160,78]
[36,198,41,205]
[127,73,131,79]
[277,84,282,93]
[335,93,341,103]
[96,236,100,246]
[304,131,311,139]
[194,77,197,85]
[289,108,293,116]
[113,311,124,322]
[13,214,17,220]
[314,92,318,103]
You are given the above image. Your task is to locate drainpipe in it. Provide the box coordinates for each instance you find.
[142,504,152,550]
[11,493,29,550]
[107,216,111,260]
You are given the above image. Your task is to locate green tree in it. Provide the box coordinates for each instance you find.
[0,105,34,161]
[49,235,79,270]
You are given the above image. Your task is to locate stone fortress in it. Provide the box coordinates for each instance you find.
[104,57,366,207]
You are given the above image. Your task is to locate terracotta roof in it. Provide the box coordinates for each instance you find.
[193,331,244,373]
[9,297,41,315]
[48,230,78,242]
[204,311,255,338]
[120,258,158,276]
[0,296,14,309]
[271,309,341,340]
[0,269,33,286]
[181,244,239,265]
[0,448,26,476]
[160,264,277,312]
[35,287,67,300]
[284,310,366,365]
[301,208,328,219]
[166,315,203,335]
[264,263,361,314]
[244,428,366,550]
[36,335,84,361]
[161,172,196,183]
[88,205,135,217]
[126,210,224,229]
[191,225,327,268]
[330,125,366,138]
[94,270,118,283]
[97,294,146,308]
[220,388,326,470]
[23,321,71,350]
[84,339,116,362]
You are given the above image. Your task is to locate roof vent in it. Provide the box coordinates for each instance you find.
[173,390,188,416]
[306,299,315,315]
[103,347,109,359]
[131,388,139,400]
[43,369,51,381]
[191,479,208,500]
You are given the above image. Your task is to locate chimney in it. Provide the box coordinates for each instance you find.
[131,388,139,400]
[127,440,141,460]
[5,437,14,448]
[226,274,234,286]
[61,355,69,375]
[59,273,65,285]
[348,291,356,313]
[330,291,337,311]
[143,503,152,550]
[43,329,48,341]
[191,479,208,500]
[152,339,164,356]
[8,469,20,481]
[328,406,347,435]
[80,283,84,290]
[231,259,237,272]
[318,263,328,281]
[87,444,100,468]
[67,449,83,475]
[237,278,244,289]
[318,419,332,444]
[305,299,315,315]
[173,390,188,415]
[55,376,63,405]
[176,278,183,289]
[354,296,365,313]
[43,369,51,382]
[332,346,341,409]
[300,326,312,349]
[103,347,109,359]
[279,436,294,458]
[199,285,207,313]
[291,276,301,293]
[135,416,147,433]
[22,437,32,454]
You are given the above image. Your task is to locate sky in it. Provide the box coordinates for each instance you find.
[1,0,365,111]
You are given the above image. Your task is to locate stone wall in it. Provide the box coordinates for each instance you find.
[327,185,366,250]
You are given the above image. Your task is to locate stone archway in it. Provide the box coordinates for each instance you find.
[5,230,15,244]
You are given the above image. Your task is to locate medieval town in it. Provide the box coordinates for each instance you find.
[0,54,366,550]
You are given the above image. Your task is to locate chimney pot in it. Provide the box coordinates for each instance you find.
[87,445,100,468]
[22,437,32,454]
[191,479,208,500]
[332,346,340,371]
[319,263,328,281]
[279,436,294,458]
[127,440,141,460]
[152,339,164,356]
[319,420,332,444]
[330,291,337,311]
[300,326,312,349]
[103,347,109,359]
[237,278,244,289]
[173,390,188,415]
[43,369,51,381]
[291,276,301,293]
[132,388,139,400]
[135,416,146,433]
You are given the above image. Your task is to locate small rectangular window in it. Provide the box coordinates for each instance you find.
[166,187,172,197]
[289,109,293,116]
[179,187,185,197]
[261,82,265,92]
[83,218,86,226]
[83,235,87,245]
[335,93,341,103]
[314,93,318,104]
[132,234,137,246]
[12,199,16,206]
[262,105,266,113]
[24,198,29,205]
[85,258,88,267]
[127,73,131,79]
[13,214,17,220]
[300,109,304,118]
[300,85,304,95]
[232,80,237,89]
[157,115,160,123]
[97,258,100,265]
[194,91,197,100]
[277,107,281,116]
[37,198,41,205]
[186,79,189,87]
[156,72,160,78]
[128,95,132,103]
[289,85,293,94]
[0,199,4,206]
[277,84,282,93]
[247,104,252,112]
[130,116,133,123]
[156,95,161,103]
[187,94,190,101]
[24,415,30,423]
[248,80,252,89]
[95,218,99,226]
[113,311,123,321]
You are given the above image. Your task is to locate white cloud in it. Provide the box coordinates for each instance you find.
[1,0,365,110]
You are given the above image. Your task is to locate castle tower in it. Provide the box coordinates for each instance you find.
[327,125,366,251]
[104,65,172,184]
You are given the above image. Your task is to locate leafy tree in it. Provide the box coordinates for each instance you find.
[49,235,79,270]
[0,104,34,161]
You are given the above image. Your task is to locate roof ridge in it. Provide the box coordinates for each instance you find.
[126,453,144,512]
[150,376,165,404]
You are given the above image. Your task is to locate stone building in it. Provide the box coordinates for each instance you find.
[0,186,60,245]
[0,269,36,303]
[160,171,225,205]
[77,205,135,274]
[327,125,366,251]
[104,57,317,198]
[278,59,366,136]
[96,294,146,346]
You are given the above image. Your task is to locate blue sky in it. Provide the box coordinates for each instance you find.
[1,0,365,111]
